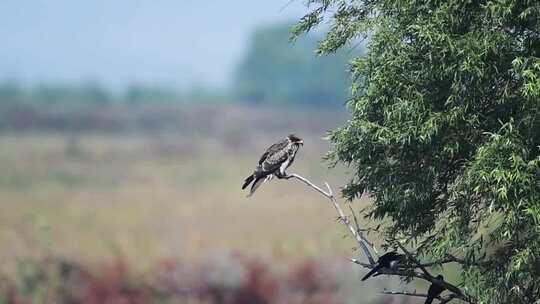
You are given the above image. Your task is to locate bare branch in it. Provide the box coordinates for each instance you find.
[284,173,333,197]
[347,202,378,254]
[382,290,457,303]
[283,172,474,304]
[382,290,428,298]
[350,258,371,268]
[284,173,376,265]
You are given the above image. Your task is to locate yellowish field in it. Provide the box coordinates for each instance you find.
[0,131,371,270]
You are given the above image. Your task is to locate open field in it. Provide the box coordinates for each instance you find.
[0,106,459,303]
[0,106,370,268]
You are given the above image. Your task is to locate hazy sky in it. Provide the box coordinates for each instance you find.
[0,0,308,89]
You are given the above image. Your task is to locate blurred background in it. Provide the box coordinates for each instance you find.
[0,1,414,303]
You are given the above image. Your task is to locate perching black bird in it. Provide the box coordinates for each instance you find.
[425,275,445,304]
[361,251,404,281]
[242,134,303,197]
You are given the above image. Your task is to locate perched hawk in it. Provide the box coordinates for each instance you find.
[242,134,303,197]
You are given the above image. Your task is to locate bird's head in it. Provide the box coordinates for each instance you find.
[435,275,444,281]
[287,134,303,146]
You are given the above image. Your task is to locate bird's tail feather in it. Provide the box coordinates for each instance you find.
[361,266,379,281]
[247,177,265,197]
[425,297,434,304]
[242,175,254,189]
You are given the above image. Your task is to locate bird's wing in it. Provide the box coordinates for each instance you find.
[261,142,290,173]
[379,251,398,261]
[258,139,288,165]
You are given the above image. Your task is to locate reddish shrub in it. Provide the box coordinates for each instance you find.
[1,254,351,304]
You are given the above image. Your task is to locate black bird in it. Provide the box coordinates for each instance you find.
[425,275,445,304]
[242,134,303,197]
[361,251,404,281]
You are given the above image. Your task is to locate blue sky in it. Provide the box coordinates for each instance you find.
[0,0,308,89]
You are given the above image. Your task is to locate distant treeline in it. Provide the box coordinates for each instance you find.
[0,82,229,131]
[0,23,362,110]
[0,81,229,107]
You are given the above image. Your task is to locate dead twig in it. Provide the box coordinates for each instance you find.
[382,290,456,303]
[382,290,428,298]
[284,173,376,265]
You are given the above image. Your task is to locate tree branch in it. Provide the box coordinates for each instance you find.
[393,241,469,300]
[283,172,474,303]
[347,202,378,254]
[382,290,457,303]
[284,173,376,265]
[350,258,371,268]
[382,290,428,298]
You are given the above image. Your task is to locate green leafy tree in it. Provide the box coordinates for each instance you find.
[235,23,359,107]
[30,82,111,106]
[295,1,539,303]
[125,84,180,105]
[0,81,26,105]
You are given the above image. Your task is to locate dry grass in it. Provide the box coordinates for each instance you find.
[0,129,371,270]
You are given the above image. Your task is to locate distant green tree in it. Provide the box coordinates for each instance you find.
[0,81,26,104]
[125,84,180,105]
[295,1,539,303]
[78,80,111,105]
[30,82,111,106]
[234,23,360,107]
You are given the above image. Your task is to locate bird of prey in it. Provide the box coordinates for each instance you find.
[361,251,404,281]
[242,134,303,197]
[425,275,445,304]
